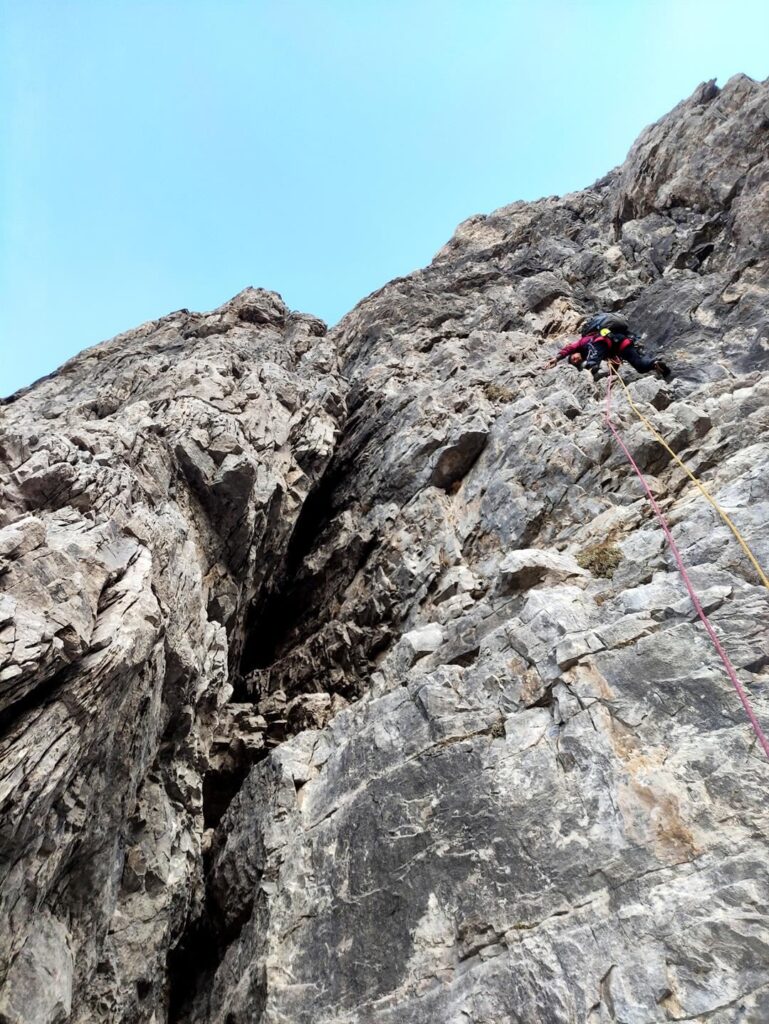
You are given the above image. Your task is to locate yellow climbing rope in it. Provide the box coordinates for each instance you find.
[612,369,769,593]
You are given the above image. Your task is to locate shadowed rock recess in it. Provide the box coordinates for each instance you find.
[1,75,769,1023]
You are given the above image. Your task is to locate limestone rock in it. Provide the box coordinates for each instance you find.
[0,289,344,1022]
[497,547,586,591]
[3,78,769,1024]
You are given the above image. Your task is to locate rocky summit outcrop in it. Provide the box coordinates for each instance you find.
[1,73,769,1024]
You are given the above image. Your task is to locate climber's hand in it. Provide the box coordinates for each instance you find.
[545,357,558,369]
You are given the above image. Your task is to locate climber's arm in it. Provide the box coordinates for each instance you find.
[546,336,589,368]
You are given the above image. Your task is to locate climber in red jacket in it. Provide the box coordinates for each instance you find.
[545,312,670,379]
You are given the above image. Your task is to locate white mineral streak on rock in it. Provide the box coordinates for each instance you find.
[2,76,769,1023]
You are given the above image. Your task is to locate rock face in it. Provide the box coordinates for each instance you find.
[2,74,769,1023]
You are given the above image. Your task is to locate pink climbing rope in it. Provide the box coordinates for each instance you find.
[604,371,769,761]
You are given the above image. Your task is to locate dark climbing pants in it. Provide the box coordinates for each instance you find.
[583,340,657,374]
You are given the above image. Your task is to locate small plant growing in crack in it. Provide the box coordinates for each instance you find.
[576,540,623,579]
[490,717,506,738]
[483,381,515,403]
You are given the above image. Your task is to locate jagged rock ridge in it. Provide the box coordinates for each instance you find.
[1,74,769,1023]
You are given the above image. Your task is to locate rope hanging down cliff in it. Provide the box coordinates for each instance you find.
[604,368,769,761]
[612,370,769,593]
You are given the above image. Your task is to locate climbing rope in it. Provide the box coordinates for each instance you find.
[612,369,769,593]
[604,369,769,761]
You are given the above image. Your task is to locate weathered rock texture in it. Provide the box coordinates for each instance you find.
[2,73,769,1023]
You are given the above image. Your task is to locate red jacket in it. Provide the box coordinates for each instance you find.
[556,333,633,361]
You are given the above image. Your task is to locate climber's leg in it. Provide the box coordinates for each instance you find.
[622,343,665,375]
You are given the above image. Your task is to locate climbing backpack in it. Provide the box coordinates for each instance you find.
[581,311,633,337]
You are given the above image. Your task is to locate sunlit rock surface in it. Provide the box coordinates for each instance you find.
[2,74,769,1023]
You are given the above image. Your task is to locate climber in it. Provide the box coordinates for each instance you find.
[545,312,671,379]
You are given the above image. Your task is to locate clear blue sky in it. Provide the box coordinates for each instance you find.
[1,1,767,395]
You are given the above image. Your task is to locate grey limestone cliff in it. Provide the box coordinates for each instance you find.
[2,74,769,1023]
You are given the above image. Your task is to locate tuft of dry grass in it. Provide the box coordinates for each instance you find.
[483,381,515,403]
[576,540,623,579]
